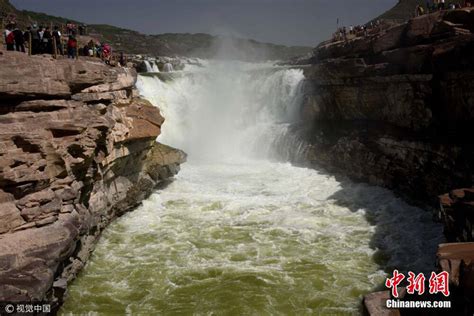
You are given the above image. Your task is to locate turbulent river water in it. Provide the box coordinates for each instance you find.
[61,61,443,315]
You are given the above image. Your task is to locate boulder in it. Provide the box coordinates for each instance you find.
[437,242,474,306]
[363,291,400,316]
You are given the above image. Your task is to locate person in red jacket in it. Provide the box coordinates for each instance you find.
[4,24,15,51]
[67,35,77,59]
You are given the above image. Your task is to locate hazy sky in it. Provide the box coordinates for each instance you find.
[10,0,396,46]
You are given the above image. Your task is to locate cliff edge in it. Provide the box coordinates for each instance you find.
[292,8,474,314]
[296,8,474,205]
[0,51,186,309]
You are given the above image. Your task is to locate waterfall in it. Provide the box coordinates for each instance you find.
[63,60,444,315]
[136,61,306,161]
[163,62,174,72]
[152,61,160,72]
[144,60,153,72]
[144,60,160,72]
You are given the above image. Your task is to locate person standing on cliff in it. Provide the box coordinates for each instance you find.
[13,25,25,53]
[37,26,45,53]
[29,24,40,54]
[415,5,425,16]
[66,21,73,36]
[4,24,15,51]
[43,27,53,54]
[23,27,31,53]
[67,35,77,59]
[439,0,445,10]
[119,52,126,66]
[52,26,63,55]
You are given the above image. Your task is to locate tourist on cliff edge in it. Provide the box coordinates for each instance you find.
[52,26,63,55]
[30,25,40,55]
[43,27,53,54]
[67,35,77,59]
[13,25,25,53]
[4,24,15,51]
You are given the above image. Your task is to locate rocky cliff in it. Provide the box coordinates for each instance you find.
[0,51,186,309]
[290,8,474,314]
[294,8,474,206]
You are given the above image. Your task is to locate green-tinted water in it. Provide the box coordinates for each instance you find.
[60,161,441,315]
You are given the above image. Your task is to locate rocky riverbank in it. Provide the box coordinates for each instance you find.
[0,51,186,310]
[290,8,474,314]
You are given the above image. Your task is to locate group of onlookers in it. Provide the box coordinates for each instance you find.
[417,0,472,16]
[80,40,112,61]
[3,23,67,55]
[333,21,382,42]
[3,22,118,64]
[65,22,87,36]
[333,0,473,43]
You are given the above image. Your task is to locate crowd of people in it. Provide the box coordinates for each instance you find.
[332,20,384,42]
[417,0,471,16]
[65,22,87,36]
[2,20,121,65]
[3,23,65,55]
[333,0,473,43]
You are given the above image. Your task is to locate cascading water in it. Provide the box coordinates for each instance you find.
[61,61,443,315]
[137,62,305,160]
[144,60,160,72]
[163,62,174,72]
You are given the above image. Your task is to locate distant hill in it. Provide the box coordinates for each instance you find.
[0,0,311,61]
[374,0,463,23]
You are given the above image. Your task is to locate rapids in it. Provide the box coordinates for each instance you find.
[60,61,443,315]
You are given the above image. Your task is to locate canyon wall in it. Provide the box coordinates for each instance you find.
[292,9,474,313]
[295,9,474,206]
[0,52,186,308]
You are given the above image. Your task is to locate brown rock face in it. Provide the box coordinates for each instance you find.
[438,189,474,242]
[0,52,186,307]
[363,291,400,316]
[289,10,474,314]
[287,9,474,205]
[437,243,474,311]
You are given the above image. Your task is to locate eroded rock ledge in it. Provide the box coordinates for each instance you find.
[293,8,474,206]
[0,51,186,308]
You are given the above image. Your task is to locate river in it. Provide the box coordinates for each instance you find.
[60,61,443,315]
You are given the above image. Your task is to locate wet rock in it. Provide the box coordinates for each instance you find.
[437,242,474,308]
[363,291,400,316]
[52,278,68,302]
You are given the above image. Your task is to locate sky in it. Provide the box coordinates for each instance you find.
[10,0,397,46]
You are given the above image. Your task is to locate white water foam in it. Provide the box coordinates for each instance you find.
[144,60,160,72]
[61,61,444,315]
[136,61,305,161]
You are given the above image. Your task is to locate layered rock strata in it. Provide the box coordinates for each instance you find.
[0,51,186,308]
[293,9,474,206]
[288,9,474,315]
